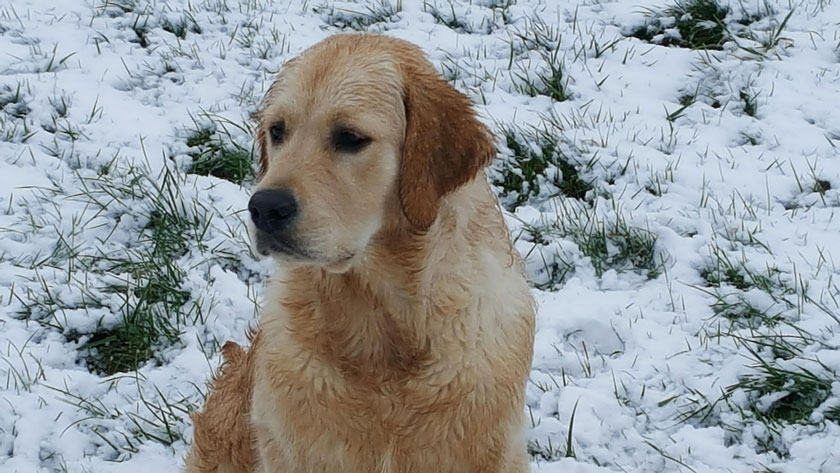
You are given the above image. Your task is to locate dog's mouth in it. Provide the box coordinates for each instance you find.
[254,231,355,267]
[255,231,309,259]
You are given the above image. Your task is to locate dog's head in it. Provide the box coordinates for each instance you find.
[248,34,495,271]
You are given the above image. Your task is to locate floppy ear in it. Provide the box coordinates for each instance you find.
[399,63,496,230]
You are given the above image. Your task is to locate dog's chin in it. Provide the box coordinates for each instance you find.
[252,230,307,261]
[269,249,356,273]
[252,231,356,272]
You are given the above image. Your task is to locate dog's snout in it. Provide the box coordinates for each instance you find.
[248,189,298,234]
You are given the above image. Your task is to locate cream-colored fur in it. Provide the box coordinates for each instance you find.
[184,33,536,473]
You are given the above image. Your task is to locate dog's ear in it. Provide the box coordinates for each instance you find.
[399,61,496,230]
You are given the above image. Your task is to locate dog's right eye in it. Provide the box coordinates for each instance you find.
[269,122,285,144]
[332,127,371,153]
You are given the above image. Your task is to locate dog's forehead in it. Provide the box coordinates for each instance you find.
[288,43,402,94]
[270,44,402,110]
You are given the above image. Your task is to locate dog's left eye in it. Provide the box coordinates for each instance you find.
[332,128,371,153]
[269,121,285,144]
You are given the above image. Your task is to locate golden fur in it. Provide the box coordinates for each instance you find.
[184,34,536,473]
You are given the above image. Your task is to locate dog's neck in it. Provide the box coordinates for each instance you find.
[272,180,504,381]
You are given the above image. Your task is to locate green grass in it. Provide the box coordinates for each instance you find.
[97,0,137,17]
[630,0,731,50]
[511,16,561,54]
[736,351,834,424]
[77,310,175,375]
[1,82,31,119]
[709,294,781,328]
[522,202,664,285]
[733,9,795,59]
[493,123,592,209]
[513,47,572,103]
[314,1,402,31]
[698,246,795,329]
[527,399,580,461]
[130,13,151,48]
[0,82,36,142]
[740,89,759,117]
[701,257,781,294]
[161,13,201,39]
[14,163,213,375]
[185,124,256,185]
[826,405,840,423]
[678,324,837,456]
[813,179,831,196]
[424,1,474,33]
[682,241,839,456]
[45,380,198,458]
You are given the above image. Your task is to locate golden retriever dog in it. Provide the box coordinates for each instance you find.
[185,33,536,473]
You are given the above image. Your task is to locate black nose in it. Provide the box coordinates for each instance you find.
[248,189,298,234]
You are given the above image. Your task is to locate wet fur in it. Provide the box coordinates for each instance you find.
[185,34,536,473]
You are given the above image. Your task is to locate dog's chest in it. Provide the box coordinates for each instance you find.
[250,320,498,472]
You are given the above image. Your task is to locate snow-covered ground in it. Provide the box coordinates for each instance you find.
[1,0,839,471]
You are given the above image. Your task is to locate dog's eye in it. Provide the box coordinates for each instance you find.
[332,128,371,153]
[269,122,285,144]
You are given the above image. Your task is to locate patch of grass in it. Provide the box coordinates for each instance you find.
[0,82,36,143]
[185,124,256,185]
[45,380,197,458]
[734,9,795,59]
[813,179,831,195]
[513,47,572,103]
[683,240,838,458]
[77,167,211,374]
[511,16,561,54]
[130,14,151,48]
[13,162,213,375]
[736,351,834,424]
[522,202,665,281]
[48,92,71,119]
[740,89,759,117]
[493,123,592,209]
[698,247,795,329]
[162,13,202,39]
[709,294,781,328]
[424,0,473,33]
[629,0,731,50]
[314,1,402,31]
[527,399,581,461]
[679,94,695,107]
[77,310,174,375]
[677,324,836,457]
[645,166,676,197]
[702,264,749,290]
[521,237,576,290]
[740,131,760,146]
[701,246,793,295]
[527,438,565,462]
[97,0,137,17]
[826,405,840,423]
[0,82,31,119]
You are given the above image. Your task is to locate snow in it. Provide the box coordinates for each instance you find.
[1,0,839,472]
